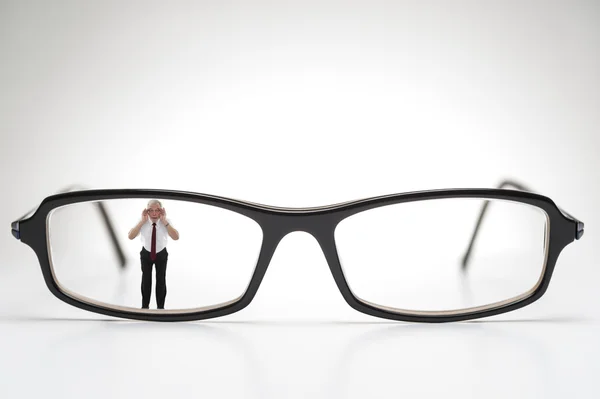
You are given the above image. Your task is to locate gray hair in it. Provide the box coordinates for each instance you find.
[147,199,163,208]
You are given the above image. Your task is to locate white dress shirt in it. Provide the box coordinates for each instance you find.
[140,219,172,253]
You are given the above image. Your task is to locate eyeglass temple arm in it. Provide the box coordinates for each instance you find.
[461,179,584,271]
[11,185,127,269]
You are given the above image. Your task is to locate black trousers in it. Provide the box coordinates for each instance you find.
[140,247,168,309]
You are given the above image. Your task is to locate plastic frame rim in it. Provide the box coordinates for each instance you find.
[16,188,578,323]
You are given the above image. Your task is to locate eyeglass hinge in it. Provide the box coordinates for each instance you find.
[11,221,20,240]
[576,221,584,240]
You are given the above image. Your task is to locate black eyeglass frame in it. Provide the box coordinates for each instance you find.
[11,183,584,323]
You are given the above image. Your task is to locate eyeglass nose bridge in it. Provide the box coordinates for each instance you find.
[259,211,341,240]
[255,211,345,277]
[246,210,348,301]
[250,211,342,274]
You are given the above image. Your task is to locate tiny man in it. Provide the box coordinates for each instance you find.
[128,200,179,309]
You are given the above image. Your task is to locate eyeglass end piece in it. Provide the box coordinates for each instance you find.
[11,221,20,240]
[576,221,584,240]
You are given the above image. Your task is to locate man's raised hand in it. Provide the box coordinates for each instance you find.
[160,208,168,225]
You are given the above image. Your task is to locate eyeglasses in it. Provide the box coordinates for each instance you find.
[11,179,584,322]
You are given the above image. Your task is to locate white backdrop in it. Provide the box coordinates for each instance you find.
[1,1,598,398]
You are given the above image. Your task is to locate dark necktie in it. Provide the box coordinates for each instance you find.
[150,223,157,261]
